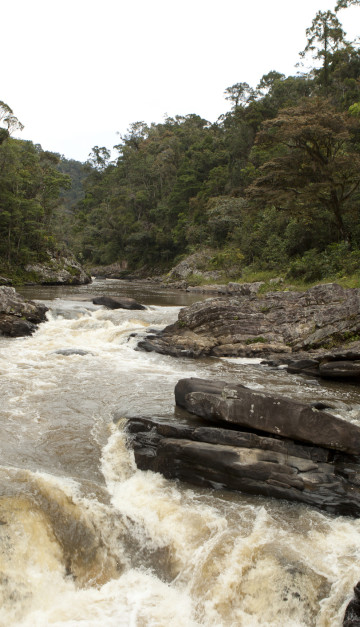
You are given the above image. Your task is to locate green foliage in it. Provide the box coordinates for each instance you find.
[245,336,267,345]
[3,6,360,284]
[0,131,70,271]
[286,243,360,282]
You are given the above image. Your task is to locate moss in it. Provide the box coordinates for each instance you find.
[65,265,79,277]
[245,336,267,345]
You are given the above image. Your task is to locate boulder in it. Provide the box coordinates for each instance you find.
[92,296,146,310]
[138,283,360,359]
[0,286,48,337]
[174,378,360,455]
[344,582,360,626]
[125,412,360,517]
[271,343,360,381]
[25,251,91,285]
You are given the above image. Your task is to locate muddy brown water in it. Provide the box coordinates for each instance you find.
[0,280,359,625]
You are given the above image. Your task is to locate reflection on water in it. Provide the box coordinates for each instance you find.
[0,281,360,625]
[17,278,208,307]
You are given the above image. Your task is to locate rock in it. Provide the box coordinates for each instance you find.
[125,413,360,518]
[25,251,91,285]
[278,344,360,381]
[138,283,360,359]
[227,281,265,295]
[0,286,48,337]
[166,251,222,282]
[175,378,360,455]
[319,361,360,379]
[88,262,129,279]
[185,282,265,296]
[53,348,93,356]
[186,284,228,294]
[92,296,146,310]
[344,582,360,626]
[0,276,12,286]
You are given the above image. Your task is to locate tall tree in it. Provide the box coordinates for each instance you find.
[0,101,23,144]
[299,10,348,88]
[335,0,360,11]
[247,98,360,243]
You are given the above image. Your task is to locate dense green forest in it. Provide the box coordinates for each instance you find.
[1,0,360,284]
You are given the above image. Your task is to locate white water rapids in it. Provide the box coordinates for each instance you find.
[1,281,360,626]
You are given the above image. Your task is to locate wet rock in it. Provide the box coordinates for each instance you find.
[125,412,360,518]
[92,296,146,310]
[280,345,360,382]
[138,283,360,360]
[0,286,48,337]
[174,378,360,454]
[319,361,360,379]
[53,348,93,356]
[344,582,360,626]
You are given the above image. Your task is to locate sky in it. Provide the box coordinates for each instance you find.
[2,0,359,162]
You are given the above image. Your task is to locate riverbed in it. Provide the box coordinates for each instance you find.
[1,279,360,626]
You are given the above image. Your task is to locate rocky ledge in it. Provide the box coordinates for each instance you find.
[0,286,48,337]
[124,377,360,517]
[138,283,360,364]
[25,251,91,285]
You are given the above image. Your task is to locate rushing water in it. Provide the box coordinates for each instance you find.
[1,279,360,626]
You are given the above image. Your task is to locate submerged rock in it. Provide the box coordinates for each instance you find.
[138,283,360,360]
[124,377,360,517]
[92,296,146,310]
[0,286,48,337]
[53,348,93,356]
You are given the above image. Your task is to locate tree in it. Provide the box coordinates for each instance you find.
[335,0,360,11]
[224,82,255,109]
[299,10,348,88]
[0,101,23,144]
[247,98,360,243]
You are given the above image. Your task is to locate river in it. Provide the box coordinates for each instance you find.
[1,279,360,626]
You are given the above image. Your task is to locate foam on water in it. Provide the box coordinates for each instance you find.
[1,299,360,625]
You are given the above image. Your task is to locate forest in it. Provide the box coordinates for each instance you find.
[1,0,360,285]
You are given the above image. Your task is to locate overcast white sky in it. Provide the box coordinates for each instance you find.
[2,0,359,162]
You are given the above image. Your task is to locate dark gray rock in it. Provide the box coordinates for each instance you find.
[319,361,360,379]
[344,582,360,626]
[93,296,146,310]
[125,414,360,517]
[53,349,93,356]
[138,283,360,359]
[0,286,48,337]
[174,378,360,455]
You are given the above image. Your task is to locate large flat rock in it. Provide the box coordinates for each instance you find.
[125,415,360,517]
[138,283,360,358]
[175,378,360,455]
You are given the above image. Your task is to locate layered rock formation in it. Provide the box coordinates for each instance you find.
[138,283,360,359]
[265,344,360,382]
[124,377,360,517]
[0,286,48,336]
